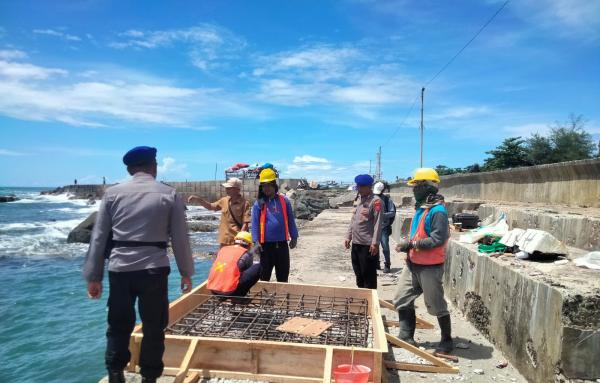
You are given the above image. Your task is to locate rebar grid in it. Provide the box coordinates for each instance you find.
[166,290,373,348]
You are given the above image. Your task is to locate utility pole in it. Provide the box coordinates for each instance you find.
[369,160,372,176]
[214,163,218,180]
[420,87,425,168]
[375,146,382,181]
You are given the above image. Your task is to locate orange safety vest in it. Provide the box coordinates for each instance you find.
[259,194,290,244]
[408,207,448,265]
[207,245,247,293]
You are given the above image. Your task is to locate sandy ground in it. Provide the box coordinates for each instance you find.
[288,207,528,383]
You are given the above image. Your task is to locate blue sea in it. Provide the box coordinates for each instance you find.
[0,187,215,383]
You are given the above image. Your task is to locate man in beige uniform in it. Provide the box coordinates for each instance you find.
[83,146,195,383]
[188,178,251,247]
[344,174,383,289]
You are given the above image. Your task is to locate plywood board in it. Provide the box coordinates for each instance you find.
[276,317,333,337]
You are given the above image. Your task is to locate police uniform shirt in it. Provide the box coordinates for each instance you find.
[83,172,195,282]
[346,193,384,246]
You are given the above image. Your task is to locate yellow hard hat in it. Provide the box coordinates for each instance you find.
[407,168,441,185]
[234,231,253,246]
[259,168,277,183]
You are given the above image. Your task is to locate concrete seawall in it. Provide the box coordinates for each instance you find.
[387,158,600,381]
[45,178,302,202]
[390,158,600,207]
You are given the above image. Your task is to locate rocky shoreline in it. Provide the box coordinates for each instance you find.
[66,189,354,244]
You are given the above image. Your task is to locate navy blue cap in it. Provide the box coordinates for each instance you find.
[354,174,374,186]
[122,146,157,166]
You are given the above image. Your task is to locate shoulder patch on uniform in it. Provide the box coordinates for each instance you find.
[373,199,382,212]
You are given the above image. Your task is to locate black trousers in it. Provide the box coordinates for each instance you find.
[259,241,290,282]
[351,244,378,289]
[105,267,169,378]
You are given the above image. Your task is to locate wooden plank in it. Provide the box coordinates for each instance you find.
[144,333,375,352]
[323,347,333,383]
[433,352,459,363]
[416,317,435,330]
[167,281,211,327]
[163,367,323,383]
[174,339,199,383]
[378,299,435,329]
[182,372,200,383]
[383,318,435,330]
[384,361,459,374]
[385,332,458,373]
[127,336,141,372]
[371,290,388,353]
[379,299,396,311]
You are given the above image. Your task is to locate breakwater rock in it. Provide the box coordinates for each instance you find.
[0,195,19,203]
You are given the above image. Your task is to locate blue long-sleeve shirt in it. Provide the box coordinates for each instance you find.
[251,195,299,243]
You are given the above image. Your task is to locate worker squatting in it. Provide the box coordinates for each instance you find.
[82,146,452,383]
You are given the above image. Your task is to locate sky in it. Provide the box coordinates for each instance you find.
[0,0,599,186]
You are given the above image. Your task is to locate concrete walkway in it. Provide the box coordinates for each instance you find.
[289,207,528,383]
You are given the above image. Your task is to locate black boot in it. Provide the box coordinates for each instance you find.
[397,308,417,346]
[383,263,391,273]
[108,370,125,383]
[141,377,156,383]
[436,314,454,353]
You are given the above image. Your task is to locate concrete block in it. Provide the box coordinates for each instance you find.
[444,240,600,381]
[561,327,600,379]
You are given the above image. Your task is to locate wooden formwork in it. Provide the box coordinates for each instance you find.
[128,281,388,383]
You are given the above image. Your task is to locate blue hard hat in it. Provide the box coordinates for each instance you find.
[354,174,374,186]
[123,146,157,166]
[262,162,274,169]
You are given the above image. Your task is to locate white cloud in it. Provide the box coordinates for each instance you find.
[0,50,27,60]
[293,155,329,164]
[0,148,27,156]
[502,122,551,137]
[0,53,263,128]
[283,155,371,181]
[0,59,67,79]
[158,157,190,179]
[252,44,418,107]
[33,28,81,42]
[108,24,246,72]
[428,106,492,121]
[502,0,600,41]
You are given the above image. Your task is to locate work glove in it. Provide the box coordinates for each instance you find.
[395,238,412,253]
[289,238,297,249]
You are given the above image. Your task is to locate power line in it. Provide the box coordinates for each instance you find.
[424,0,510,87]
[382,0,510,148]
[383,94,419,146]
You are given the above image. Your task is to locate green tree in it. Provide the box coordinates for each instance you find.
[482,136,530,171]
[527,133,553,165]
[435,165,463,176]
[464,163,481,173]
[547,114,595,162]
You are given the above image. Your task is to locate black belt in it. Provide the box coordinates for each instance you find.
[112,241,168,249]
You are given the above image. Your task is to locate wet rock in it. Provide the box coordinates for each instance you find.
[67,212,97,244]
[187,221,218,232]
[0,195,19,203]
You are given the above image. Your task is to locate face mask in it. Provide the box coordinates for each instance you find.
[413,183,438,205]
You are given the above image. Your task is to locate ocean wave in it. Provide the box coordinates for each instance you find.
[11,193,92,206]
[0,219,83,233]
[0,232,88,258]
